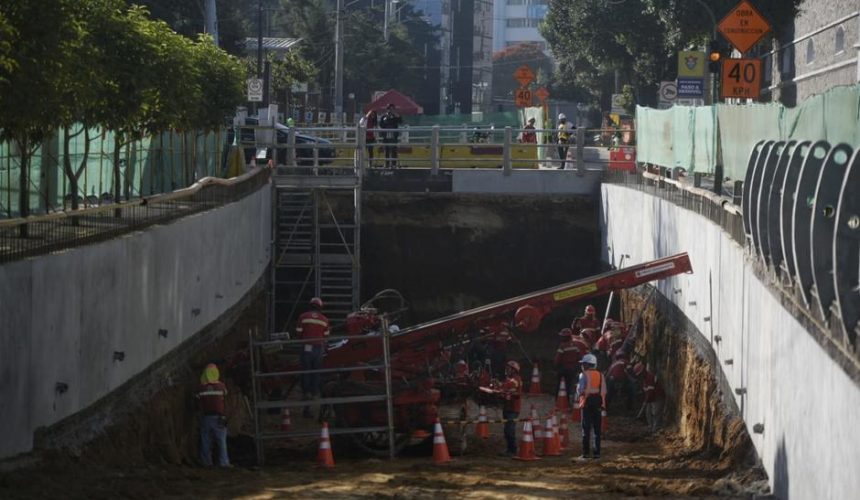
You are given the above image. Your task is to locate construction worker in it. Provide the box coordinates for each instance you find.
[296,297,330,417]
[606,352,634,411]
[556,113,571,169]
[634,363,665,432]
[500,360,523,456]
[196,363,230,467]
[554,328,583,404]
[577,304,601,331]
[486,326,513,378]
[576,353,606,459]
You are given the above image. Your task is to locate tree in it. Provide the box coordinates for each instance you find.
[131,0,251,55]
[0,0,80,222]
[0,10,16,81]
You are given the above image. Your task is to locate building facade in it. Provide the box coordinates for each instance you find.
[440,0,494,114]
[492,0,550,53]
[761,0,859,105]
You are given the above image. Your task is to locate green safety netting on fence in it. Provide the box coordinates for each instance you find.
[0,128,229,218]
[637,84,860,180]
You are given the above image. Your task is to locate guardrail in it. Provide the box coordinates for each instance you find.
[0,166,270,264]
[237,124,633,174]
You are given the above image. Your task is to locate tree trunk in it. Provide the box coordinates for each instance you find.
[62,127,79,211]
[17,136,30,237]
[113,133,122,205]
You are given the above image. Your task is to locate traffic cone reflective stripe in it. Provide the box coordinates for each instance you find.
[280,408,291,432]
[432,419,452,464]
[571,402,581,423]
[556,379,569,410]
[317,422,335,468]
[551,413,562,452]
[529,363,542,394]
[476,406,490,439]
[513,420,541,461]
[542,416,561,456]
[560,412,570,449]
[530,405,543,439]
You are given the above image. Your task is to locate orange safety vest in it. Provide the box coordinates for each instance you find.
[578,370,605,409]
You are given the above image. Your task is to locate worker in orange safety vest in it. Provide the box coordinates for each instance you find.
[576,353,606,459]
[196,363,230,467]
[296,297,330,417]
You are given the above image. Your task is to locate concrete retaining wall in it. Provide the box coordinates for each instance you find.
[601,184,860,499]
[451,168,602,196]
[0,185,271,459]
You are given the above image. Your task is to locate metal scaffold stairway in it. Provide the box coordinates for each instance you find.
[270,172,361,333]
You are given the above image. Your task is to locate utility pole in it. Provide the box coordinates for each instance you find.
[203,0,219,46]
[334,0,344,124]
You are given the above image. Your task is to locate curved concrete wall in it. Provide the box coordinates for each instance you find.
[0,186,271,459]
[601,184,860,499]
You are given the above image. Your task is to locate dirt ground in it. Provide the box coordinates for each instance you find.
[0,394,768,500]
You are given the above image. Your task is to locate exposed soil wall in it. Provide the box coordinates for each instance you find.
[621,286,760,472]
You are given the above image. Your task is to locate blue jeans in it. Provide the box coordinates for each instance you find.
[503,411,519,454]
[300,345,323,397]
[200,414,229,466]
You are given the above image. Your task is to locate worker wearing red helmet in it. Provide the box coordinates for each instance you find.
[554,328,584,405]
[633,363,665,432]
[296,297,330,417]
[606,352,634,411]
[500,360,523,456]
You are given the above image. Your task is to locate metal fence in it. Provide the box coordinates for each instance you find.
[0,166,270,264]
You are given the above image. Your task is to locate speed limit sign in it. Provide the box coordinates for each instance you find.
[515,87,533,107]
[721,59,762,99]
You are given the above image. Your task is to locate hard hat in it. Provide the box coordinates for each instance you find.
[310,297,324,308]
[633,362,645,376]
[389,324,400,334]
[580,353,597,366]
[558,327,573,337]
[585,304,596,315]
[202,363,220,384]
[506,360,521,372]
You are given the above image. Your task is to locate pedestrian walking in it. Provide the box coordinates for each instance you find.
[576,353,606,459]
[196,363,230,467]
[379,103,402,169]
[297,297,330,417]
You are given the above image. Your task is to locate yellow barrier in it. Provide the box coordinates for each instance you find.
[332,144,539,169]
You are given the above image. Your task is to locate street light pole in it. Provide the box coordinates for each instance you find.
[334,0,344,124]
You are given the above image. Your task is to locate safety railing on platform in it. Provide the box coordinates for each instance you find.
[0,166,270,263]
[249,319,397,464]
[236,122,635,174]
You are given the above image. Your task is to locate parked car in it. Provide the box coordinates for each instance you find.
[225,117,336,167]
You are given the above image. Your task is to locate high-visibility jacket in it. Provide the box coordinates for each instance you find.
[502,374,523,413]
[297,310,330,346]
[642,371,665,402]
[572,336,591,355]
[577,369,606,409]
[557,123,570,142]
[608,359,628,380]
[197,381,227,415]
[555,339,583,368]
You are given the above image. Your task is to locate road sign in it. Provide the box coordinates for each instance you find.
[721,58,762,99]
[535,87,550,102]
[247,78,263,102]
[676,78,704,98]
[611,94,626,114]
[658,81,677,108]
[514,65,535,87]
[677,51,706,77]
[515,87,533,108]
[718,0,772,54]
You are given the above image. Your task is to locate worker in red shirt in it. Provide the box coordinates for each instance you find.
[634,363,665,432]
[577,304,601,331]
[500,360,523,456]
[196,363,230,467]
[486,326,513,378]
[576,354,606,459]
[554,328,583,404]
[606,352,634,411]
[296,297,330,417]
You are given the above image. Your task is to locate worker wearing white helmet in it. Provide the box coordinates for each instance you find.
[576,353,607,459]
[556,113,572,169]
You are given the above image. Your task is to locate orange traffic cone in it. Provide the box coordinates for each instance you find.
[542,416,561,456]
[571,402,582,423]
[432,419,452,464]
[317,422,335,468]
[551,413,563,452]
[513,420,541,461]
[280,408,292,432]
[528,363,542,394]
[476,406,490,439]
[601,409,608,435]
[530,405,543,440]
[560,412,570,449]
[555,379,569,410]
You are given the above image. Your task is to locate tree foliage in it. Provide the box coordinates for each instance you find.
[542,0,803,108]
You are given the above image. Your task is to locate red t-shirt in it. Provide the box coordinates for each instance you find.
[502,374,523,413]
[197,381,227,415]
[555,339,583,368]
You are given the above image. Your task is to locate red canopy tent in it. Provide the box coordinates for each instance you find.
[363,89,424,115]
